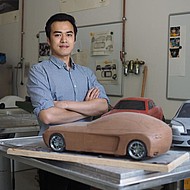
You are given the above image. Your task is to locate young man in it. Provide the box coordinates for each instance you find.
[27,13,109,190]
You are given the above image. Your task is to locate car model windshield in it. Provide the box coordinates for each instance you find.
[114,100,145,110]
[177,103,190,118]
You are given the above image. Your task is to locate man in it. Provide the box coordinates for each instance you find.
[27,13,109,190]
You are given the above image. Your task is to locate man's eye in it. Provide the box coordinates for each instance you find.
[54,34,61,37]
[67,33,73,37]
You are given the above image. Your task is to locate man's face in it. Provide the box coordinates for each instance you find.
[48,21,75,62]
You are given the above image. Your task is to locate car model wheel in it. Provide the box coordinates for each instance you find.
[127,140,147,160]
[49,133,65,152]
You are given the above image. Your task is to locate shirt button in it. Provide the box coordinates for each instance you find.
[74,85,76,88]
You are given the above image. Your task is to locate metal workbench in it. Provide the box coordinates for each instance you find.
[0,108,39,134]
[0,136,189,190]
[0,108,39,190]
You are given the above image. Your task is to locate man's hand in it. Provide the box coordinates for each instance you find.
[85,87,99,101]
[54,101,68,109]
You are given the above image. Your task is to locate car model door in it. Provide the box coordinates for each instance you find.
[83,126,119,154]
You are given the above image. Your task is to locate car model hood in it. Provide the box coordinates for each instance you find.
[171,117,190,129]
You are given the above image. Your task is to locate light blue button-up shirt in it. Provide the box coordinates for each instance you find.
[27,55,109,134]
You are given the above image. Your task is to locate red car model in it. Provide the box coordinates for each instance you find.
[104,97,165,121]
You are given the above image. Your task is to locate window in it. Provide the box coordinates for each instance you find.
[114,100,145,110]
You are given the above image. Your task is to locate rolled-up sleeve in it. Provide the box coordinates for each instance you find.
[27,64,54,116]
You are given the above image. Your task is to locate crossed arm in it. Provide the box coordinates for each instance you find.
[39,88,109,125]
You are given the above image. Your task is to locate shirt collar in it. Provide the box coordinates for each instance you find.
[49,55,75,70]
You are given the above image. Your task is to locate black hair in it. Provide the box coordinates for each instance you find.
[45,13,78,41]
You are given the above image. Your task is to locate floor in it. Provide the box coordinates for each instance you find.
[14,168,40,190]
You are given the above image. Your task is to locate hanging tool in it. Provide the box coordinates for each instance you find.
[141,65,148,97]
[124,59,145,75]
[134,59,145,75]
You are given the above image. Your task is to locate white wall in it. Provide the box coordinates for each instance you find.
[123,0,190,119]
[0,0,190,119]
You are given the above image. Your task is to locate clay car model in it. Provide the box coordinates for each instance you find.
[43,112,172,160]
[103,97,165,121]
[170,100,190,147]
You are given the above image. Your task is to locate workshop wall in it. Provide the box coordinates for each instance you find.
[0,0,190,119]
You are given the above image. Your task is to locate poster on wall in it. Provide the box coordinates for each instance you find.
[38,31,50,62]
[95,59,117,83]
[0,0,19,25]
[168,25,186,76]
[91,31,114,56]
[60,0,110,13]
[169,26,181,58]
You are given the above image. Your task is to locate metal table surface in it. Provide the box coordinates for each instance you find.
[0,108,39,134]
[0,136,189,190]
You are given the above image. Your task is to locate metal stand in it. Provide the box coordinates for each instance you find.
[0,155,12,190]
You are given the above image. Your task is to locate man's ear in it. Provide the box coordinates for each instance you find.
[47,38,50,45]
